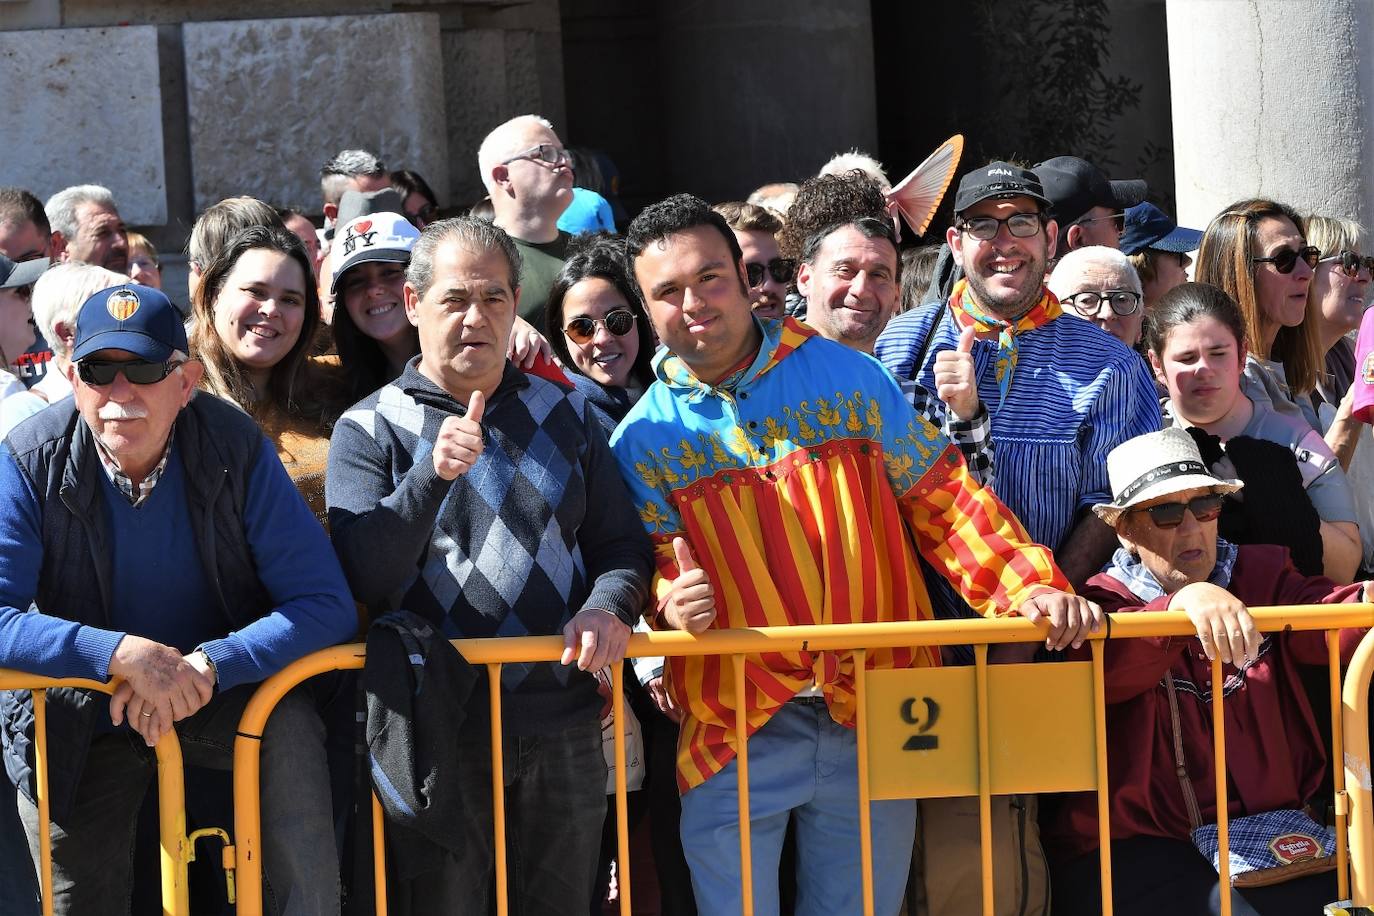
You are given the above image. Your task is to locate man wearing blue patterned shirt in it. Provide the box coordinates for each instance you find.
[875,162,1160,916]
[876,162,1160,588]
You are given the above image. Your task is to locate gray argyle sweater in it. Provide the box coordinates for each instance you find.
[327,359,652,734]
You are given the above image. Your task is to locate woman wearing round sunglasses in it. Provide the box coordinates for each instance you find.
[1145,282,1361,584]
[1299,215,1374,573]
[1195,198,1324,427]
[544,237,655,436]
[188,224,343,518]
[1045,426,1370,916]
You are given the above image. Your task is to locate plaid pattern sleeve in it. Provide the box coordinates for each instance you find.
[899,378,994,489]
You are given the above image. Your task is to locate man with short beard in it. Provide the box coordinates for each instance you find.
[875,162,1159,916]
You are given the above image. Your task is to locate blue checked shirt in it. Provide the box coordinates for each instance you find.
[876,299,1162,553]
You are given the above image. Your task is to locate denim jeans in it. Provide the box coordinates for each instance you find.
[16,684,338,916]
[390,715,606,916]
[679,699,917,916]
[0,774,38,915]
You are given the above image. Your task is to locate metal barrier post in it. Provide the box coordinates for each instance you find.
[1090,642,1113,916]
[731,653,754,916]
[1210,655,1230,916]
[853,649,875,915]
[974,644,994,916]
[1330,631,1351,902]
[488,663,508,916]
[1343,628,1374,905]
[33,690,53,916]
[611,664,632,915]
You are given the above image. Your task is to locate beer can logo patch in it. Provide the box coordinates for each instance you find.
[1269,832,1321,864]
[106,289,141,322]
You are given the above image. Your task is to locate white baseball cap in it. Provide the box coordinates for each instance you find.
[330,212,420,295]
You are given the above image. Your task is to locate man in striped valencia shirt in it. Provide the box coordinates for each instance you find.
[610,194,1101,916]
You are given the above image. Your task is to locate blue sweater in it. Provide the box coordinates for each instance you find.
[0,421,356,691]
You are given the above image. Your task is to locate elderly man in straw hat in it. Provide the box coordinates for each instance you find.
[1042,426,1372,916]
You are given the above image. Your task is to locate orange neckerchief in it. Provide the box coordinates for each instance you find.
[949,279,1062,405]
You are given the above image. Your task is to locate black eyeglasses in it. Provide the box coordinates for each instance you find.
[1253,245,1320,274]
[745,258,796,288]
[1074,211,1126,234]
[77,358,182,386]
[501,144,570,167]
[1132,493,1224,530]
[1063,289,1142,317]
[564,308,636,345]
[956,212,1044,241]
[1321,250,1374,279]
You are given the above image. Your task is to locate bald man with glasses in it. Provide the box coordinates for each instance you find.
[476,115,576,330]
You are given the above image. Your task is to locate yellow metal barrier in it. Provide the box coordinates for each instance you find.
[229,605,1374,916]
[0,671,215,916]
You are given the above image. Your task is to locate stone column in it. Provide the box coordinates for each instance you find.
[1167,0,1374,230]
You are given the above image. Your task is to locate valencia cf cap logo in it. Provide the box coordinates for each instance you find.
[106,288,141,322]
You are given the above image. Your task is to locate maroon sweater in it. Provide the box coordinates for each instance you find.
[1043,544,1367,863]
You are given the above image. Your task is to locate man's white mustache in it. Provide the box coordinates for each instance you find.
[98,403,149,420]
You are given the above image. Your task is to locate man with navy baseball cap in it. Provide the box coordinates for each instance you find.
[0,282,356,914]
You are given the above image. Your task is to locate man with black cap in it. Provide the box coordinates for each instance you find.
[0,283,356,914]
[1033,155,1147,255]
[876,165,1160,914]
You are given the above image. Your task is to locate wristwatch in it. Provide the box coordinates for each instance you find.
[192,647,219,689]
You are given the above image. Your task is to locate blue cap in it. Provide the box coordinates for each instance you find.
[1120,202,1204,256]
[71,284,187,363]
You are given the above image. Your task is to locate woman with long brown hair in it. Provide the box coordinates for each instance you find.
[188,223,343,516]
[1194,198,1323,427]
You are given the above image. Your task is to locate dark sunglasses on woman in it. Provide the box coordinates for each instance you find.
[1252,244,1320,274]
[1132,493,1224,530]
[1321,250,1374,278]
[564,308,637,345]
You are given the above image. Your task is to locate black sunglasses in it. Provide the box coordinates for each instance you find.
[564,308,637,345]
[1252,245,1320,274]
[77,358,182,386]
[1132,493,1224,530]
[1321,250,1374,279]
[745,258,796,288]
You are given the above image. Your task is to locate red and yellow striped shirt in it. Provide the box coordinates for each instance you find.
[609,318,1068,790]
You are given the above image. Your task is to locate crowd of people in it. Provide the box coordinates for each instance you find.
[0,109,1371,916]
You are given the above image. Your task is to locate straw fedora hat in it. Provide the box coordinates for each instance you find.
[1092,427,1243,527]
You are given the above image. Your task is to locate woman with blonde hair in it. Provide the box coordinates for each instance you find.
[1301,214,1374,572]
[1194,198,1323,426]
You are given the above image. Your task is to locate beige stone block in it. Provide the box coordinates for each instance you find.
[0,24,167,225]
[182,12,449,216]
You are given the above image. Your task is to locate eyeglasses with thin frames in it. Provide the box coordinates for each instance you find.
[1073,211,1126,234]
[564,309,637,345]
[501,144,570,167]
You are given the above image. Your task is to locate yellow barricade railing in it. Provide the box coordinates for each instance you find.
[0,671,230,916]
[226,604,1374,916]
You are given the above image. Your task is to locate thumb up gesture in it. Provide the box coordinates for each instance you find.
[933,324,980,421]
[664,537,716,634]
[433,390,487,480]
